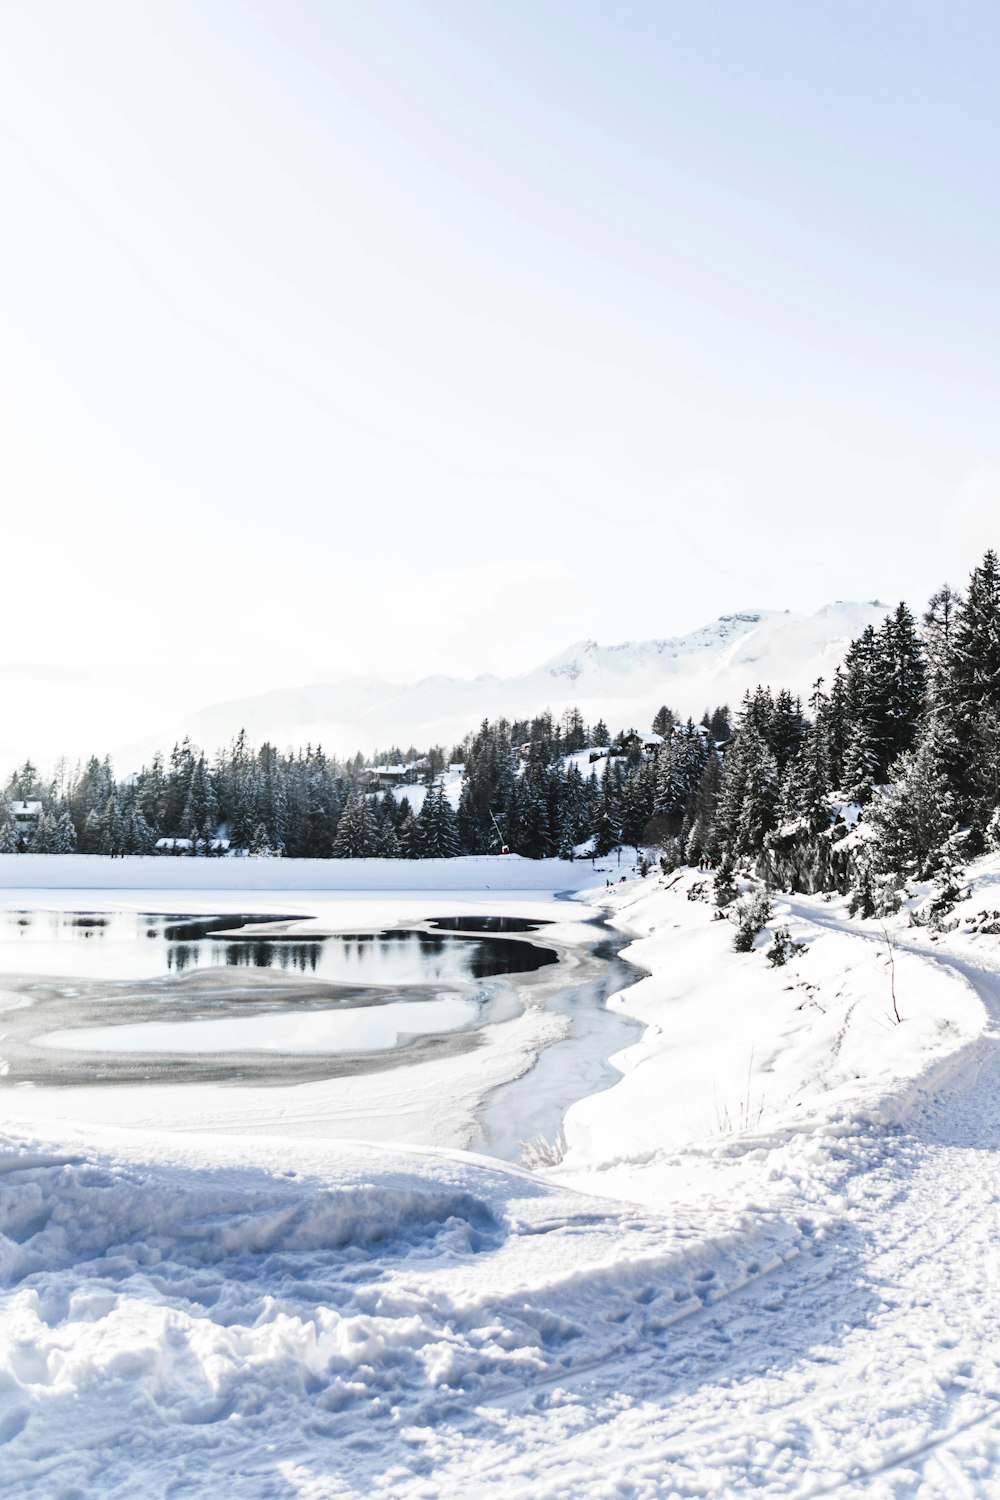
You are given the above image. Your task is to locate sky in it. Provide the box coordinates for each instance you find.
[1,1,999,762]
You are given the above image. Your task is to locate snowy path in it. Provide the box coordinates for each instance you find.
[3,893,1000,1495]
[348,907,1000,1499]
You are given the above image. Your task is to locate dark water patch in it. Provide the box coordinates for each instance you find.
[158,914,311,942]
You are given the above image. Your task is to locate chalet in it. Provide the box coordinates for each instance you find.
[364,764,419,789]
[8,800,43,837]
[614,732,665,757]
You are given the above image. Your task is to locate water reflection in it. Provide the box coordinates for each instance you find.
[219,941,321,972]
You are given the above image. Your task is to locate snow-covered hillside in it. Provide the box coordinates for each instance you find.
[122,601,888,763]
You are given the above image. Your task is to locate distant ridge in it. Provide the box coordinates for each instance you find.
[118,601,890,764]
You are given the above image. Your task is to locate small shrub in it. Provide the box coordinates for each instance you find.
[732,889,773,952]
[849,861,902,919]
[687,879,708,903]
[766,926,807,967]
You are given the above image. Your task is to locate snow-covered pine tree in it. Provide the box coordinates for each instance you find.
[684,748,722,867]
[873,603,928,775]
[594,757,622,855]
[31,811,56,853]
[99,796,126,856]
[864,713,962,882]
[652,705,677,738]
[398,809,421,858]
[796,680,832,833]
[770,689,806,775]
[820,667,850,788]
[127,807,154,855]
[417,781,460,858]
[715,713,780,861]
[947,550,1000,838]
[0,810,17,853]
[620,759,655,848]
[376,808,400,858]
[922,582,962,707]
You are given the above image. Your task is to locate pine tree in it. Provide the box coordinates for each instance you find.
[684,749,722,866]
[79,809,102,854]
[620,759,655,848]
[841,725,879,806]
[951,550,1000,717]
[0,806,19,852]
[715,714,780,860]
[6,761,42,799]
[770,690,806,774]
[652,705,677,738]
[594,758,622,854]
[249,822,274,856]
[99,796,126,856]
[398,810,421,858]
[948,550,1000,836]
[794,722,831,833]
[821,667,851,788]
[922,583,962,706]
[869,604,927,776]
[332,792,378,857]
[457,721,518,854]
[418,782,460,858]
[840,627,881,796]
[653,722,707,831]
[376,808,401,857]
[865,713,962,881]
[31,811,57,853]
[126,807,154,854]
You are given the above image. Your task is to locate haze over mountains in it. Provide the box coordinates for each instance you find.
[115,600,889,766]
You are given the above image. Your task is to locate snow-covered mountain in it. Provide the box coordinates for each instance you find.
[123,600,889,763]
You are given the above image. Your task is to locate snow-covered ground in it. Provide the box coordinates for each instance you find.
[2,856,1000,1495]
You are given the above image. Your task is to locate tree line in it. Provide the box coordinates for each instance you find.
[1,708,730,861]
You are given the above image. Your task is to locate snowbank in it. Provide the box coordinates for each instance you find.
[0,1125,813,1498]
[555,868,987,1204]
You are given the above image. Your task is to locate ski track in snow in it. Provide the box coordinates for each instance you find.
[2,891,1000,1494]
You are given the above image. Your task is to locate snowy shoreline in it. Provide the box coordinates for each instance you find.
[2,856,999,1495]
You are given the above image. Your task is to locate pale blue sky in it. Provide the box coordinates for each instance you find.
[1,1,998,734]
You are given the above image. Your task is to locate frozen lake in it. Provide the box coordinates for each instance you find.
[0,908,555,984]
[0,899,640,1157]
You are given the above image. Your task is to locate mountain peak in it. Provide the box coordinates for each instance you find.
[116,601,890,767]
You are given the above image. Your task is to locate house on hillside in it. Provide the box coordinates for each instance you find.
[364,764,420,789]
[8,800,42,843]
[614,731,665,758]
